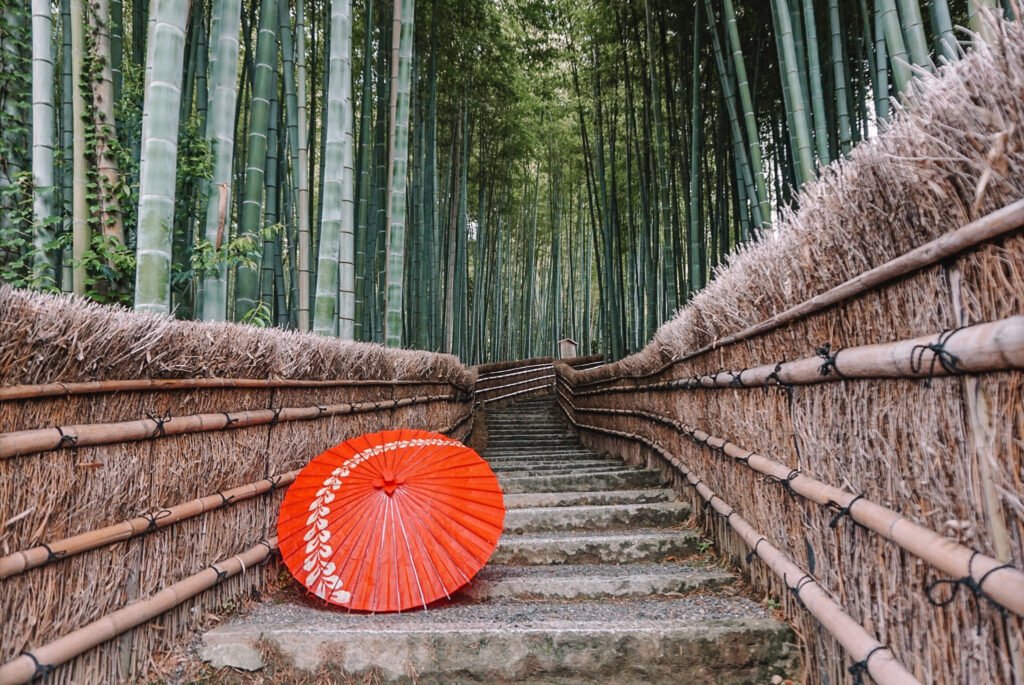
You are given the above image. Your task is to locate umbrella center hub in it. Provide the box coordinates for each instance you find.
[374,475,402,496]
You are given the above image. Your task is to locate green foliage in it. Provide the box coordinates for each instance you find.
[190,224,280,279]
[239,300,273,327]
[0,172,60,290]
[74,232,136,306]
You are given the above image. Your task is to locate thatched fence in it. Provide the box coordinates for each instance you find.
[0,286,475,684]
[557,19,1024,685]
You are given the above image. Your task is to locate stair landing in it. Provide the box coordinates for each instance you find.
[199,395,796,684]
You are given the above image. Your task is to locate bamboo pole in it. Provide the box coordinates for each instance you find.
[0,474,294,579]
[0,377,469,402]
[572,199,1024,387]
[554,409,921,685]
[568,316,1024,397]
[0,539,278,685]
[0,394,461,459]
[559,396,1024,617]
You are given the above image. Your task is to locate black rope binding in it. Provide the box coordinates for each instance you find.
[264,475,283,489]
[764,469,801,498]
[268,407,282,426]
[40,543,66,565]
[910,327,964,387]
[848,645,887,685]
[55,426,78,449]
[139,509,172,533]
[145,410,172,438]
[316,405,328,417]
[815,343,844,377]
[746,537,767,563]
[828,494,866,530]
[729,370,746,388]
[21,651,55,680]
[785,572,815,608]
[925,550,1012,633]
[766,362,794,394]
[221,412,238,428]
[218,492,237,507]
[208,565,229,584]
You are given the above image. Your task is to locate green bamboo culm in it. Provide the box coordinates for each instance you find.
[133,0,191,314]
[771,0,816,186]
[31,0,57,287]
[313,0,355,337]
[801,0,830,166]
[234,0,277,322]
[383,0,415,348]
[877,0,911,93]
[197,0,242,321]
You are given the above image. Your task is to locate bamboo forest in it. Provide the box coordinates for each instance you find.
[0,0,1013,363]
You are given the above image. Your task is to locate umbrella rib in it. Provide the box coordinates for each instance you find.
[393,493,430,609]
[395,487,474,591]
[399,486,487,579]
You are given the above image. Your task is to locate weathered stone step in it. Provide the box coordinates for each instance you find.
[491,528,698,565]
[484,449,601,460]
[503,501,689,534]
[487,439,579,448]
[201,598,795,684]
[491,461,627,475]
[460,563,732,601]
[499,469,662,494]
[502,488,677,509]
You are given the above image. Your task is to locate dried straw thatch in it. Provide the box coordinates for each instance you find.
[559,19,1024,685]
[0,286,475,683]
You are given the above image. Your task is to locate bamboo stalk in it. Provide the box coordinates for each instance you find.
[0,394,462,459]
[560,397,1024,617]
[0,474,294,579]
[556,411,921,685]
[571,200,1024,387]
[568,316,1024,396]
[0,539,278,685]
[0,377,468,402]
[478,383,556,405]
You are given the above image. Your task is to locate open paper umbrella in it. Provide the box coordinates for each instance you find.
[277,429,505,612]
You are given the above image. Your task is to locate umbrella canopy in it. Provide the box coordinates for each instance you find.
[277,429,505,612]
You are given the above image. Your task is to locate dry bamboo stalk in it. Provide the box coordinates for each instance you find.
[0,472,295,579]
[558,413,921,685]
[0,538,278,685]
[0,393,459,460]
[474,356,554,375]
[572,199,1024,388]
[561,397,1024,617]
[568,316,1024,396]
[0,377,466,402]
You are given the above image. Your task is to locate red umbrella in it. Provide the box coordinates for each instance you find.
[277,429,505,612]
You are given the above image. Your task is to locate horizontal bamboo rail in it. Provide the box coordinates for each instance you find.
[556,405,920,685]
[0,376,469,402]
[475,373,556,395]
[0,411,475,580]
[0,474,294,579]
[478,378,556,404]
[0,393,462,460]
[567,316,1024,396]
[574,199,1024,388]
[557,391,1024,617]
[0,538,278,685]
[476,363,554,382]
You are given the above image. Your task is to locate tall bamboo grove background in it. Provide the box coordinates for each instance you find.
[0,0,1014,362]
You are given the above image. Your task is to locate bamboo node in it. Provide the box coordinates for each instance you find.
[827,494,866,530]
[848,645,887,685]
[909,327,965,385]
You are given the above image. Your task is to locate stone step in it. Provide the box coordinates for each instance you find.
[487,439,579,447]
[499,469,662,494]
[503,501,689,534]
[460,563,733,601]
[491,529,699,565]
[201,598,795,684]
[491,461,627,475]
[502,488,677,510]
[484,449,601,460]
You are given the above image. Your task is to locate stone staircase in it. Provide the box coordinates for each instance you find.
[200,395,796,684]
